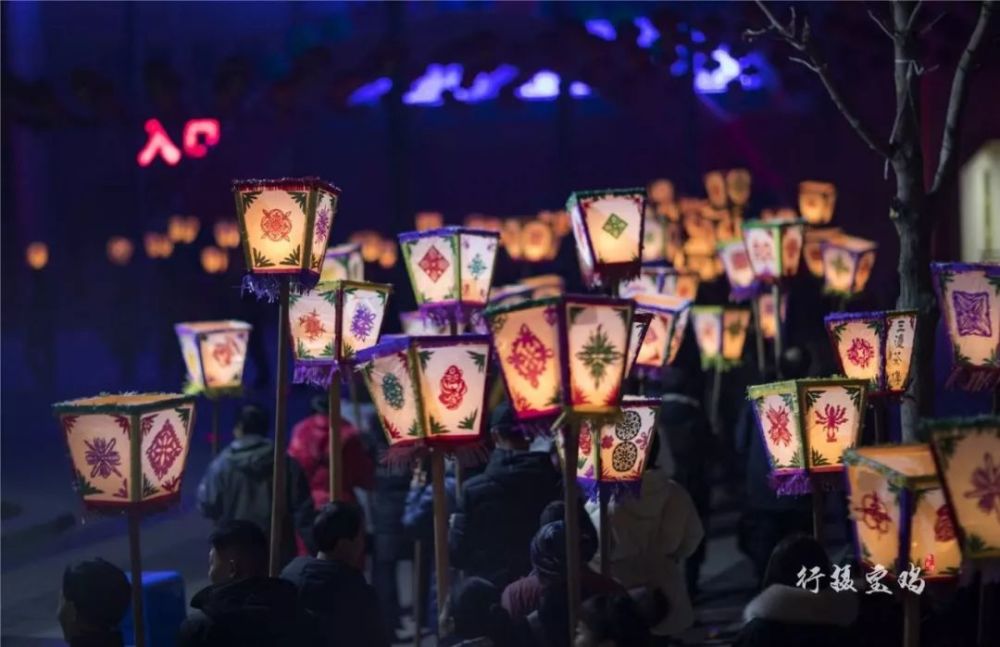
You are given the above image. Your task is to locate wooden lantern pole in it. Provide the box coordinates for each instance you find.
[772,283,784,378]
[269,279,290,576]
[710,366,723,434]
[594,423,610,578]
[210,398,220,456]
[430,449,450,626]
[751,298,767,377]
[127,510,146,647]
[562,418,582,646]
[328,376,343,502]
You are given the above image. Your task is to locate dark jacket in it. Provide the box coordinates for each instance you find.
[68,630,123,647]
[449,449,561,587]
[196,435,316,561]
[735,584,859,647]
[177,577,319,647]
[280,556,390,647]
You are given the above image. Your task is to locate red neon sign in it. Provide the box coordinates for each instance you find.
[137,118,220,167]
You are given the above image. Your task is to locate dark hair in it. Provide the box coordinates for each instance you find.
[314,501,363,552]
[530,520,566,584]
[449,576,512,641]
[62,559,131,629]
[779,346,812,381]
[210,520,268,563]
[538,501,599,563]
[579,592,650,645]
[237,404,268,436]
[763,533,832,589]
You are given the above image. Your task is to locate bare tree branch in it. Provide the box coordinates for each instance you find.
[905,0,925,33]
[868,9,898,42]
[919,12,947,36]
[930,0,995,194]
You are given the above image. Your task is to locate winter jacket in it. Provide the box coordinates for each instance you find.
[280,556,390,647]
[501,569,624,620]
[586,470,704,636]
[403,474,457,542]
[177,577,320,647]
[735,584,859,647]
[288,414,375,507]
[196,435,317,562]
[449,448,561,587]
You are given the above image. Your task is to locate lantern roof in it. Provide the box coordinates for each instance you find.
[175,320,252,335]
[232,176,341,196]
[398,225,500,241]
[843,444,939,489]
[826,235,877,253]
[743,217,805,229]
[54,392,195,415]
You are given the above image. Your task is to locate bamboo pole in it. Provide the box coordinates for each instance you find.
[127,511,146,647]
[269,279,290,576]
[562,420,582,646]
[751,298,766,377]
[328,377,343,502]
[430,450,450,630]
[594,423,610,578]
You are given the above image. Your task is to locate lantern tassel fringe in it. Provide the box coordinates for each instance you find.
[945,367,1000,392]
[768,471,813,496]
[293,364,336,389]
[241,274,282,303]
[578,478,643,502]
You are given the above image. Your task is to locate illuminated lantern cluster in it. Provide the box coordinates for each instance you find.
[747,378,868,495]
[213,220,241,249]
[399,226,500,317]
[692,306,751,371]
[464,214,503,233]
[821,235,877,297]
[401,311,450,336]
[520,219,562,263]
[755,292,788,341]
[53,393,196,512]
[289,280,392,387]
[144,232,174,259]
[761,207,798,222]
[490,275,566,308]
[378,239,398,269]
[621,265,699,302]
[742,218,805,283]
[349,231,385,263]
[647,178,678,221]
[803,227,842,277]
[844,445,960,580]
[485,295,635,420]
[632,294,692,374]
[175,320,252,398]
[825,310,917,397]
[415,211,445,232]
[567,188,645,288]
[717,238,758,300]
[798,181,837,226]
[321,243,365,283]
[200,246,229,274]
[168,215,200,244]
[676,237,723,281]
[927,416,1000,559]
[538,210,572,238]
[26,242,49,270]
[107,237,135,266]
[931,262,1000,391]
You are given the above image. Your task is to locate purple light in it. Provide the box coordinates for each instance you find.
[403,63,463,106]
[348,77,392,106]
[691,29,706,43]
[585,19,616,41]
[633,17,659,49]
[693,46,741,94]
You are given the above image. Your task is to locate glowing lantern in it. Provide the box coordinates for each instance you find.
[378,240,398,269]
[821,235,877,297]
[650,266,700,301]
[931,262,1000,391]
[26,242,49,270]
[692,306,751,370]
[167,215,200,244]
[761,207,798,222]
[704,171,727,208]
[825,310,917,396]
[349,231,384,263]
[320,243,365,283]
[401,311,449,336]
[756,292,788,340]
[107,237,135,266]
[682,203,718,244]
[232,177,340,297]
[677,238,722,282]
[625,312,653,378]
[717,239,757,300]
[742,219,805,283]
[804,227,842,277]
[844,445,961,579]
[567,188,645,288]
[416,211,445,231]
[200,246,229,274]
[642,206,667,263]
[485,295,634,420]
[747,378,868,495]
[521,219,560,263]
[53,393,196,512]
[289,280,392,387]
[927,416,1000,559]
[144,232,174,259]
[798,181,837,225]
[726,169,752,208]
[501,219,524,260]
[538,209,572,238]
[632,294,692,372]
[464,214,502,232]
[175,320,252,397]
[213,220,241,249]
[647,179,675,211]
[357,334,492,457]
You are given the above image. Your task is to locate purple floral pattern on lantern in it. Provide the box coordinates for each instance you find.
[964,452,1000,523]
[314,205,331,242]
[953,291,992,337]
[84,437,123,479]
[350,303,377,341]
[146,419,184,480]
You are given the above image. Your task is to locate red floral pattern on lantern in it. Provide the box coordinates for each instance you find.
[964,452,1000,523]
[212,336,239,367]
[146,419,184,480]
[601,434,615,450]
[260,208,293,242]
[508,324,554,388]
[815,403,848,442]
[579,428,593,456]
[438,365,468,410]
[765,405,792,447]
[934,504,955,542]
[846,337,875,369]
[298,309,327,342]
[855,490,892,536]
[418,245,450,283]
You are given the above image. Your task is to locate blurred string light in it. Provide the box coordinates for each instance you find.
[106,236,135,266]
[584,19,617,41]
[633,17,660,48]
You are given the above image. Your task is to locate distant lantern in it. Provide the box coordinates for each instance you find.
[648,179,675,209]
[321,243,365,283]
[677,238,722,282]
[821,235,877,297]
[803,227,843,277]
[521,219,560,263]
[632,294,692,372]
[485,295,634,420]
[825,310,917,396]
[357,335,492,458]
[53,393,196,511]
[931,262,1000,391]
[288,280,392,387]
[500,218,524,260]
[718,238,757,300]
[704,171,727,208]
[144,232,174,259]
[416,211,444,232]
[620,265,700,302]
[742,218,805,283]
[927,416,1000,559]
[799,181,837,225]
[175,320,252,398]
[726,169,752,207]
[761,207,798,222]
[682,203,719,244]
[167,215,200,244]
[538,209,572,238]
[756,291,788,341]
[401,310,450,336]
[692,306,751,371]
[567,188,646,288]
[642,206,667,263]
[844,445,961,580]
[26,242,49,270]
[107,237,135,266]
[213,220,241,249]
[232,177,340,297]
[349,231,384,263]
[200,246,229,274]
[748,378,868,495]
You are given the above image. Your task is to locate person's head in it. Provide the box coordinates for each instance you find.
[310,394,328,415]
[234,404,268,438]
[539,501,599,564]
[779,346,812,381]
[58,558,130,640]
[531,520,567,586]
[490,400,530,450]
[575,592,650,647]
[443,576,511,641]
[314,501,365,567]
[762,533,832,589]
[208,520,268,584]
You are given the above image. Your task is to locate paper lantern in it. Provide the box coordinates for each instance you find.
[726,169,752,207]
[538,209,571,238]
[349,231,384,263]
[401,310,449,336]
[175,320,252,398]
[485,296,634,420]
[756,291,788,341]
[521,219,560,263]
[742,218,805,283]
[232,177,340,296]
[704,171,727,208]
[803,227,842,277]
[289,280,392,387]
[677,238,722,282]
[53,393,196,512]
[682,203,718,244]
[107,237,135,266]
[692,306,751,371]
[927,416,1000,559]
[761,207,798,222]
[718,238,757,300]
[200,246,229,274]
[747,378,868,494]
[399,226,500,316]
[415,211,444,231]
[357,335,492,457]
[168,215,200,244]
[144,232,174,259]
[567,188,645,287]
[378,240,398,269]
[798,181,837,225]
[844,445,961,579]
[647,179,675,210]
[632,294,692,372]
[931,262,1000,391]
[825,310,917,397]
[464,213,502,232]
[320,243,365,283]
[625,312,653,378]
[642,206,667,263]
[646,265,700,301]
[26,242,49,270]
[500,218,524,260]
[821,235,877,297]
[213,220,241,249]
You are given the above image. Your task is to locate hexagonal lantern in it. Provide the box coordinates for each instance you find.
[844,445,961,580]
[567,188,646,288]
[756,292,787,341]
[931,262,1000,391]
[718,238,758,301]
[53,393,196,512]
[692,306,751,371]
[798,181,837,225]
[825,310,917,397]
[742,218,806,283]
[175,321,252,398]
[803,227,843,277]
[632,294,692,374]
[232,177,340,298]
[747,378,868,494]
[485,295,635,420]
[822,235,877,297]
[320,243,364,283]
[927,416,1000,559]
[289,280,392,387]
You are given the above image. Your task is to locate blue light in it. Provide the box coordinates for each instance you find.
[585,19,616,41]
[452,64,519,103]
[633,17,659,49]
[569,81,592,97]
[516,70,561,100]
[691,29,706,43]
[347,77,392,106]
[693,46,742,94]
[403,63,463,106]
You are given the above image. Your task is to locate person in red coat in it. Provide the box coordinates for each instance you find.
[289,395,375,507]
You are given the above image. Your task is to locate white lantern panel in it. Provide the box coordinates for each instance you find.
[179,334,205,390]
[847,465,900,571]
[668,307,690,365]
[565,301,631,411]
[829,318,883,388]
[321,243,364,283]
[139,404,194,503]
[749,387,803,471]
[598,399,657,482]
[886,312,917,392]
[62,413,133,504]
[694,309,723,360]
[341,285,390,360]
[415,339,489,443]
[744,227,779,279]
[362,351,423,446]
[459,231,499,306]
[579,193,644,265]
[290,287,338,362]
[719,240,756,291]
[402,233,459,305]
[489,302,563,419]
[910,487,962,577]
[801,382,864,470]
[198,329,250,390]
[239,189,315,272]
[933,427,1000,557]
[938,266,1000,368]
